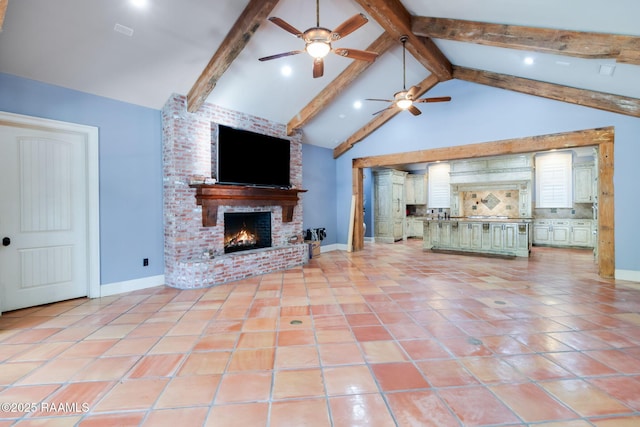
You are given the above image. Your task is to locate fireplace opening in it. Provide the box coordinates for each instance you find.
[224,212,272,254]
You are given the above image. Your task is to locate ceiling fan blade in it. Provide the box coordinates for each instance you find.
[258,50,304,62]
[407,85,421,100]
[267,17,303,38]
[408,105,422,116]
[330,13,368,40]
[365,98,394,102]
[313,58,324,78]
[333,48,378,62]
[372,106,394,115]
[415,96,452,103]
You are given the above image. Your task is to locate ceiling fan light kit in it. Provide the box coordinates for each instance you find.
[304,28,332,59]
[259,0,378,78]
[396,97,413,110]
[365,35,451,116]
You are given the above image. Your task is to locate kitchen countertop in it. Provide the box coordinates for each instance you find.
[412,216,533,223]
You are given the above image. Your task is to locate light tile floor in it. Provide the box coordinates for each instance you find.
[1,240,640,426]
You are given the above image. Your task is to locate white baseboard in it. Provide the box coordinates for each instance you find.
[319,243,342,253]
[100,275,165,297]
[318,241,373,253]
[615,269,640,283]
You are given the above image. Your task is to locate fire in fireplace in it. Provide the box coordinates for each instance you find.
[224,212,272,254]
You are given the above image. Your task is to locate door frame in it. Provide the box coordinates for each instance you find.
[0,111,101,301]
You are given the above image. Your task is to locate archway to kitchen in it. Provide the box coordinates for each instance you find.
[350,127,614,278]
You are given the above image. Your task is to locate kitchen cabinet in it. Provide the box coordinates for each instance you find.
[425,220,453,248]
[533,220,552,244]
[459,222,483,250]
[374,169,407,243]
[490,223,518,252]
[532,219,594,248]
[426,221,438,246]
[570,220,593,247]
[551,220,571,245]
[406,217,424,238]
[405,174,427,205]
[440,221,453,246]
[574,162,596,203]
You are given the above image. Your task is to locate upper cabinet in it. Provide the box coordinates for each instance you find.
[405,174,427,205]
[574,162,596,203]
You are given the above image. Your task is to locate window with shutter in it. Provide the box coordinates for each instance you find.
[535,152,573,208]
[428,163,451,208]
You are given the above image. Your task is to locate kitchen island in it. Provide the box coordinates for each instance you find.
[422,217,532,257]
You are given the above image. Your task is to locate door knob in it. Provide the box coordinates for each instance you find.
[2,237,10,247]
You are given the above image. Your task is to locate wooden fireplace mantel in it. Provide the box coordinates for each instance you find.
[190,184,307,227]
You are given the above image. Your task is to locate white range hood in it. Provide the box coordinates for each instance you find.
[448,154,534,218]
[449,154,534,187]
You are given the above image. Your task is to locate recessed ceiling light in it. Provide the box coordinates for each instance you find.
[281,65,292,77]
[524,57,534,65]
[130,0,148,9]
[353,100,362,109]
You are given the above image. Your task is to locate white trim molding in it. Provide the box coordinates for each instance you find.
[615,269,640,283]
[100,275,165,297]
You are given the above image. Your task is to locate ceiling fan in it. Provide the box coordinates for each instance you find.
[366,36,451,116]
[258,0,378,78]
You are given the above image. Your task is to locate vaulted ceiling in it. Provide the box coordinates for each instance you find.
[1,0,638,158]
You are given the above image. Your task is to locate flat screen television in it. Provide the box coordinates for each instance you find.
[216,124,291,188]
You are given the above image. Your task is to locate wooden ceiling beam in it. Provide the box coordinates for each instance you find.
[412,16,640,66]
[0,0,8,31]
[186,0,280,113]
[287,32,396,136]
[454,66,640,118]
[353,0,452,81]
[353,126,613,168]
[333,74,439,158]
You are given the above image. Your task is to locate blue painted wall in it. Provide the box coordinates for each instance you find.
[0,73,164,285]
[302,143,337,244]
[336,79,640,273]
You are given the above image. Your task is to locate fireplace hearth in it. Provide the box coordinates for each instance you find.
[224,212,272,254]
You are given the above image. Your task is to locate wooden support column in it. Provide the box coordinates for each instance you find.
[352,166,364,251]
[598,138,615,278]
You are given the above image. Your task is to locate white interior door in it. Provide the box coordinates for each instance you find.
[0,116,97,312]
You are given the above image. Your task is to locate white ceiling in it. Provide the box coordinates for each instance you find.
[1,0,638,149]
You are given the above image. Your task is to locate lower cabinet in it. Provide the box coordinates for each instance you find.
[550,220,571,246]
[490,223,518,252]
[532,219,594,248]
[533,220,552,243]
[406,217,424,238]
[459,222,483,250]
[571,220,593,246]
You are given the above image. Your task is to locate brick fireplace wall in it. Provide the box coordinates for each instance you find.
[162,94,308,289]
